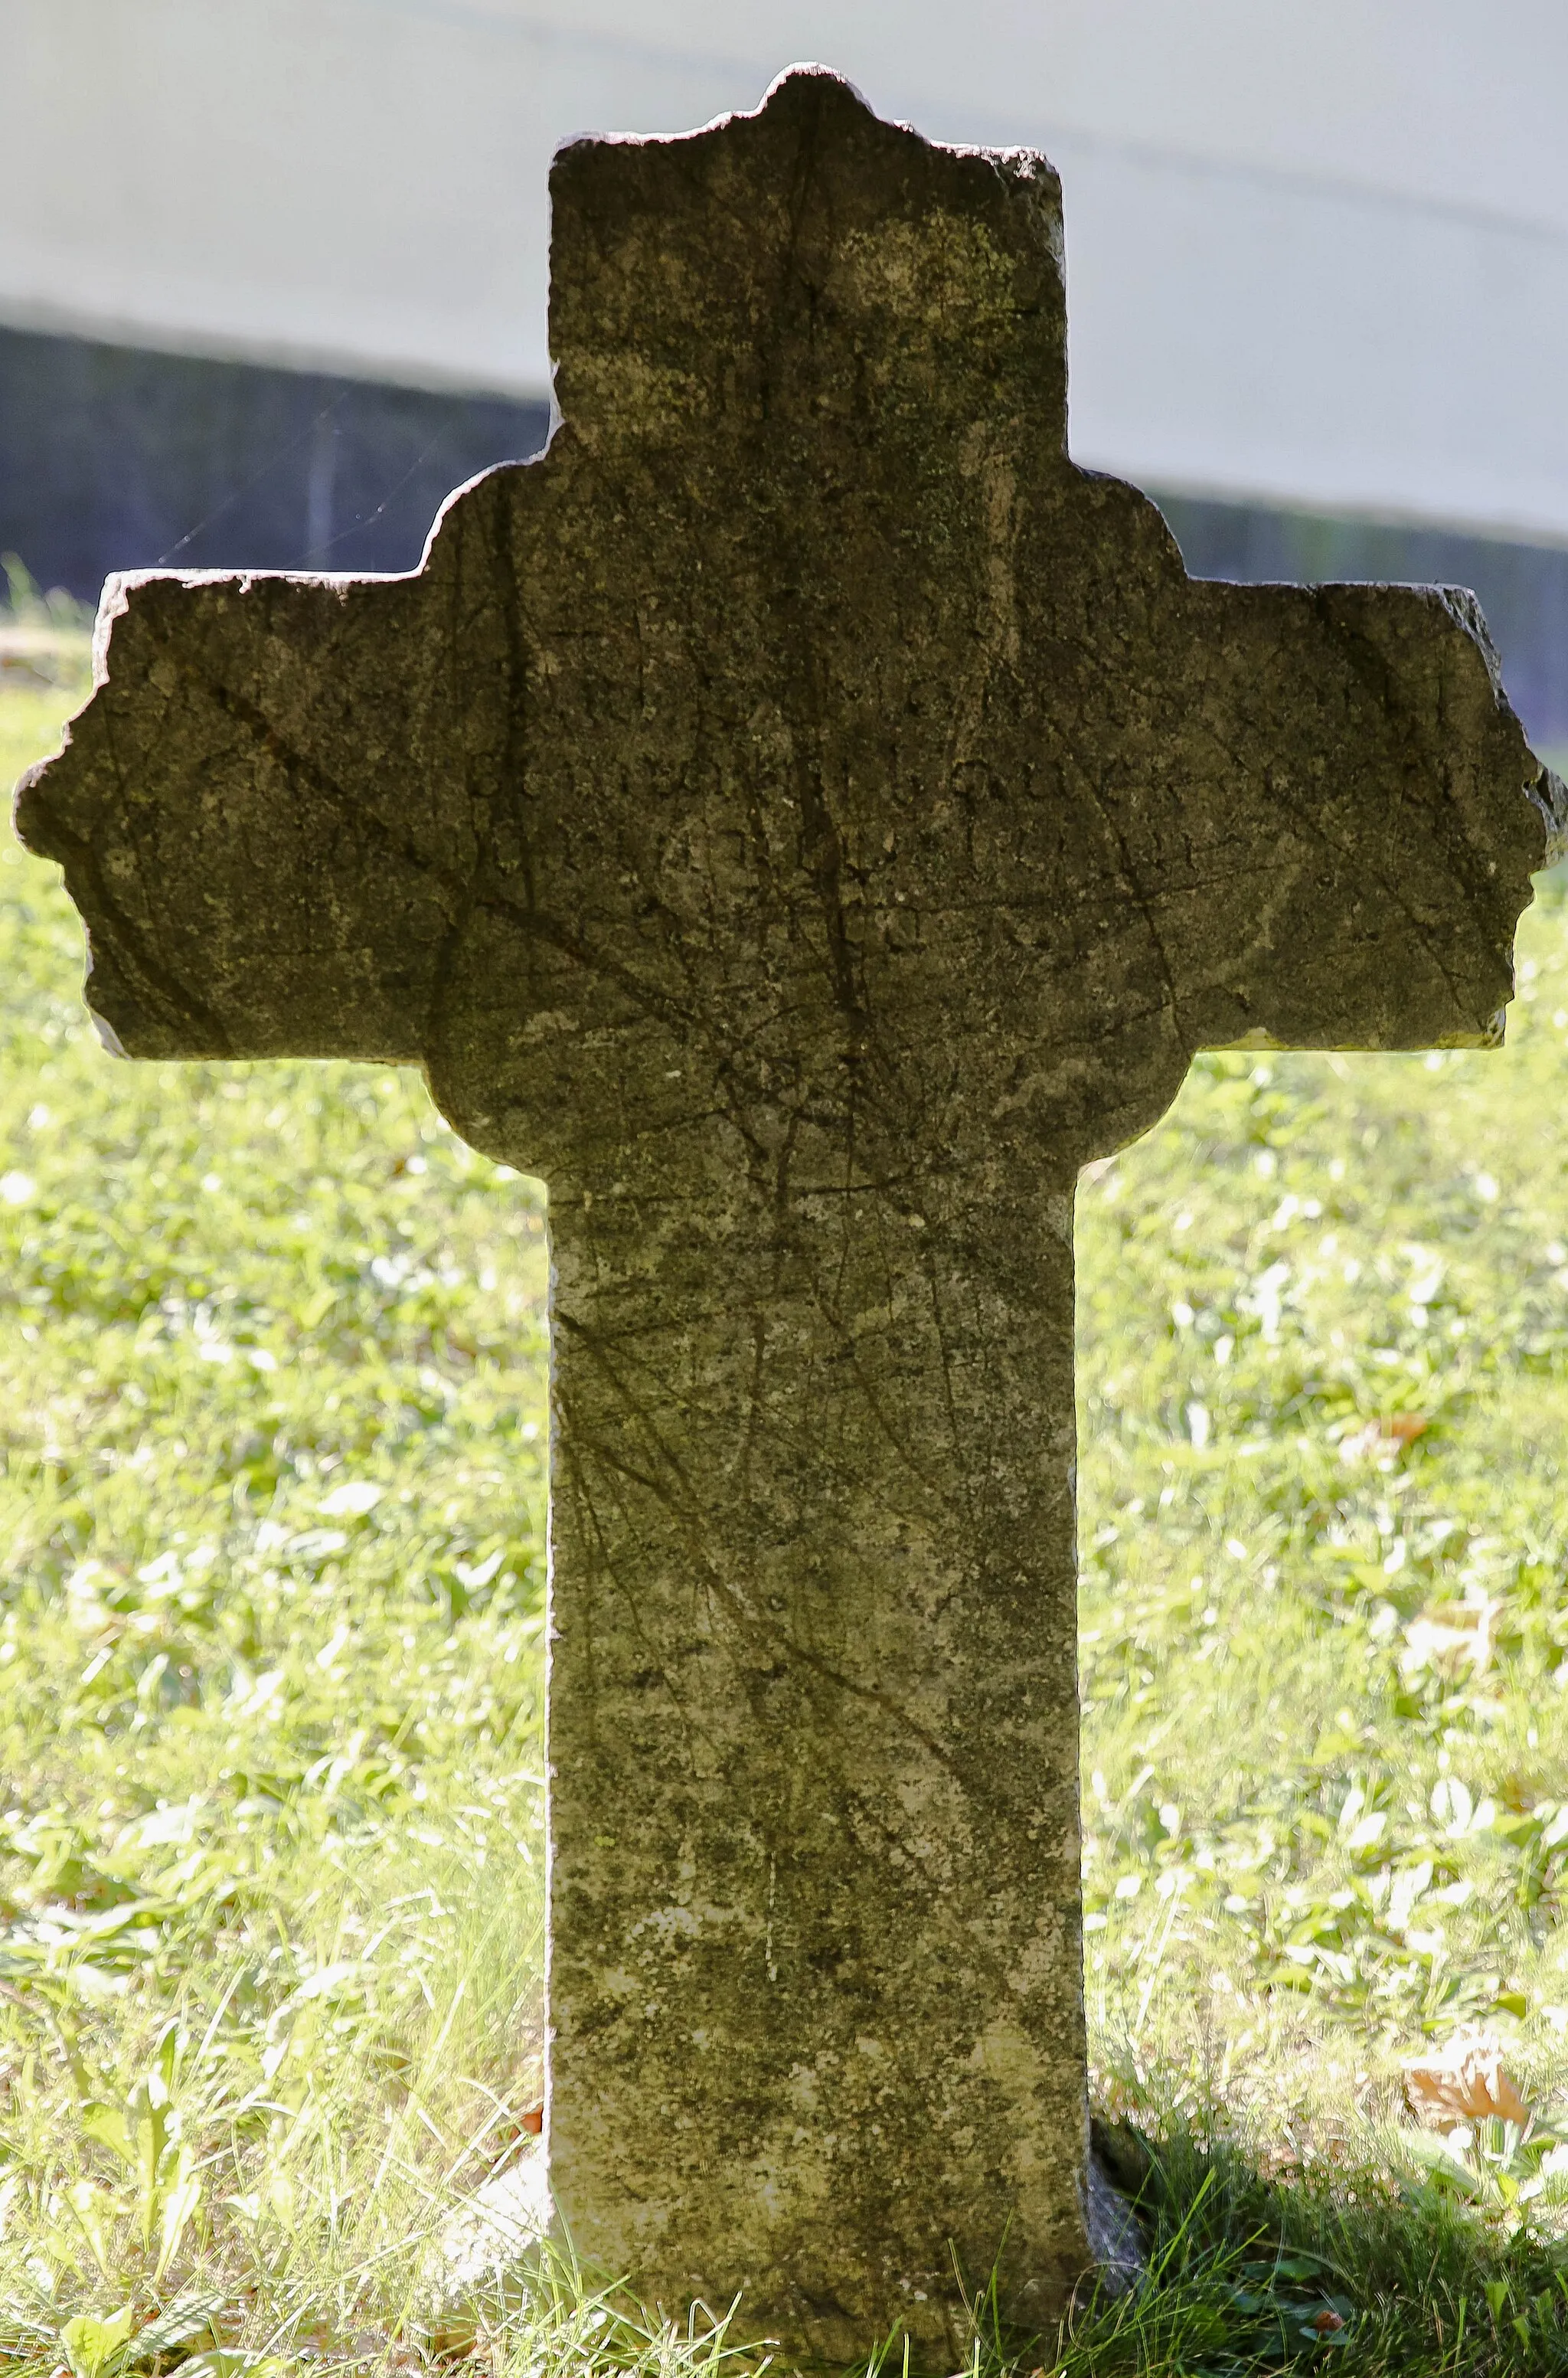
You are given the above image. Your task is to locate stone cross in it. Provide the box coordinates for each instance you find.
[17,66,1560,2366]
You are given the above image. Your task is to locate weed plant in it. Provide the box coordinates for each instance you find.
[5,672,1568,2367]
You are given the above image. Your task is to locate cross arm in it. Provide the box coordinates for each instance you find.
[1126,574,1566,1057]
[13,502,514,1066]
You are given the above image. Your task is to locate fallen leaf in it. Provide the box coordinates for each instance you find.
[1404,2028,1531,2128]
[1400,1605,1499,1684]
[1340,1414,1430,1467]
[521,2102,544,2135]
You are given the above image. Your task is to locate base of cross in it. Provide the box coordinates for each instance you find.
[432,2131,1146,2361]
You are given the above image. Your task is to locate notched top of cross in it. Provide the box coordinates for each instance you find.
[15,62,1566,2367]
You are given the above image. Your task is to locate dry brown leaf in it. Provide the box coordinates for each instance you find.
[1403,2028,1531,2128]
[1340,1414,1431,1467]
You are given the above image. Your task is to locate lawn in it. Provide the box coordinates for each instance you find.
[5,635,1568,2370]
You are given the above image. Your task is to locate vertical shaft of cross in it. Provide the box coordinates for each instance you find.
[544,1156,1089,2356]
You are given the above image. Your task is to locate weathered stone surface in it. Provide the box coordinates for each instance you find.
[16,65,1561,2366]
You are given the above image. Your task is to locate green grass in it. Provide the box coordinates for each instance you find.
[0,673,550,2365]
[8,661,1568,2368]
[1075,877,1568,2075]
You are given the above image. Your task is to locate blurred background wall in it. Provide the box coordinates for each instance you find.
[5,0,1567,739]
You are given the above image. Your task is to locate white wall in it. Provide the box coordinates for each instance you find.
[7,0,1568,539]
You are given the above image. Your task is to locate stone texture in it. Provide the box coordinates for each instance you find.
[15,66,1563,2366]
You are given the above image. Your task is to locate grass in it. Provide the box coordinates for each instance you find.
[7,640,1568,2366]
[0,661,549,2367]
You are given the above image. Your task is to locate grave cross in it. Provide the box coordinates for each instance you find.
[18,65,1560,2365]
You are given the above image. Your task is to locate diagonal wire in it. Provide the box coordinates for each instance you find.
[155,389,352,568]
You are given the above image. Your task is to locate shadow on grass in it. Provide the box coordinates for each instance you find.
[1011,2117,1568,2376]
